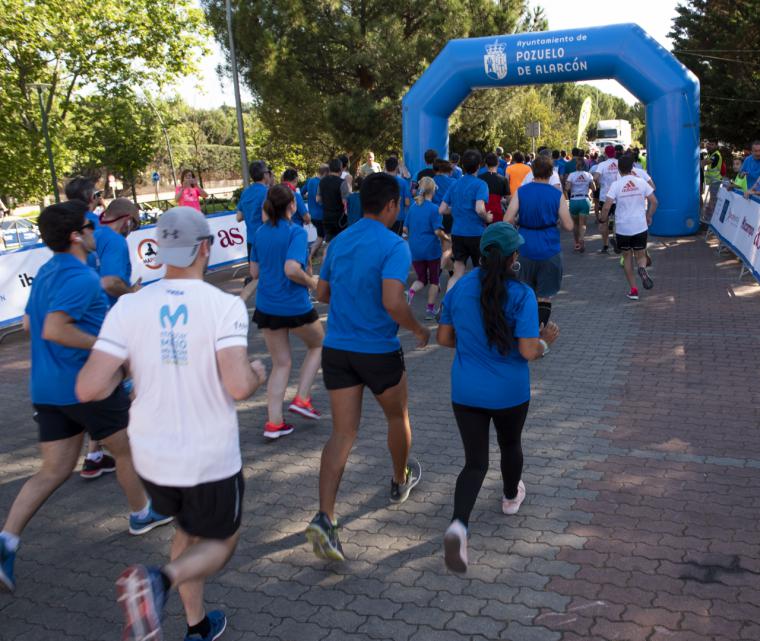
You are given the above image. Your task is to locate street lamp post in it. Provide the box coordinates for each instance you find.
[29,83,60,203]
[137,88,178,187]
[226,0,250,187]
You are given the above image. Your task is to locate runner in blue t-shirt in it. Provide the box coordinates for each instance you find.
[305,173,430,562]
[450,153,464,180]
[432,159,455,207]
[404,176,449,319]
[384,157,411,234]
[281,168,311,227]
[437,222,559,573]
[303,164,328,262]
[235,161,269,259]
[250,185,324,440]
[83,197,143,478]
[0,201,170,594]
[439,149,492,292]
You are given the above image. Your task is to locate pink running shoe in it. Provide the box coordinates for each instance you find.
[502,480,526,515]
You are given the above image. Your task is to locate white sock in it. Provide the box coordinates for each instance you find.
[0,531,20,552]
[86,451,104,462]
[131,503,151,520]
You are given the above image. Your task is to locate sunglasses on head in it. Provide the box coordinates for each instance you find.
[79,221,95,232]
[196,235,214,246]
[101,212,140,231]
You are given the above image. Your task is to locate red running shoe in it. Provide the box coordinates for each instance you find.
[288,396,321,420]
[263,421,295,440]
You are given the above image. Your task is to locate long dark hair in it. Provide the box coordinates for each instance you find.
[263,184,294,225]
[479,247,516,355]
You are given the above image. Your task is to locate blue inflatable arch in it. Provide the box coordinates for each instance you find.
[402,24,700,236]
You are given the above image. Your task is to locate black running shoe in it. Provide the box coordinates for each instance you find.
[80,454,116,480]
[305,512,345,561]
[638,266,654,290]
[390,457,422,504]
[599,246,609,254]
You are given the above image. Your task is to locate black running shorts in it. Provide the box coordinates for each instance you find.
[452,235,481,267]
[322,347,405,396]
[312,220,325,239]
[615,230,648,251]
[253,308,319,330]
[141,470,245,540]
[33,385,130,443]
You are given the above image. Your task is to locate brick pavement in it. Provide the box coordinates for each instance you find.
[0,230,758,641]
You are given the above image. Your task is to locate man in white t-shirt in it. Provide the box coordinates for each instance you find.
[600,156,658,301]
[593,146,621,254]
[76,207,267,641]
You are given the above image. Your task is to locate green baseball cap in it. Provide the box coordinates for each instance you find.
[480,222,524,257]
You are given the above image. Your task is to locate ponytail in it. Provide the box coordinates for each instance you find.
[415,176,437,206]
[263,184,294,225]
[479,248,515,355]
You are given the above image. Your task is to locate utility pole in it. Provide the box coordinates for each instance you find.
[226,0,250,186]
[29,83,60,203]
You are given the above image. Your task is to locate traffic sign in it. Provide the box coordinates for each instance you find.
[525,121,541,138]
[151,171,160,184]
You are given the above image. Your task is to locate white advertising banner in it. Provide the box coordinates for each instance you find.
[710,187,760,281]
[127,211,248,284]
[0,211,247,329]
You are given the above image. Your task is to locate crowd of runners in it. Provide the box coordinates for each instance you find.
[0,140,659,641]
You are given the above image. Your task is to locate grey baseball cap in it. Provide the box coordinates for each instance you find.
[155,207,212,268]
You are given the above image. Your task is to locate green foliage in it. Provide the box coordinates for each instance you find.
[0,0,208,202]
[670,0,760,147]
[203,0,531,166]
[71,92,161,200]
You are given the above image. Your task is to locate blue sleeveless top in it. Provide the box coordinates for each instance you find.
[517,182,561,260]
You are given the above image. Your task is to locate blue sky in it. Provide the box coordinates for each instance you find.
[177,0,681,107]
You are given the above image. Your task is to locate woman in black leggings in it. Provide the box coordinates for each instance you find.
[437,222,559,573]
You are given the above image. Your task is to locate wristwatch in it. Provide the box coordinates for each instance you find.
[539,339,549,357]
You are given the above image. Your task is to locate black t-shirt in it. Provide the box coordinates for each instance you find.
[319,175,346,222]
[479,172,510,197]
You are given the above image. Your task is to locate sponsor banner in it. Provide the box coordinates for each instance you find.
[0,211,248,329]
[129,211,248,283]
[710,186,760,280]
[0,245,53,328]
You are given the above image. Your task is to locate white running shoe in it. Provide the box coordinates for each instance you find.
[502,480,526,515]
[443,520,468,574]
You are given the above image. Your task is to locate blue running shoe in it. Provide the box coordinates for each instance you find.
[0,538,16,592]
[184,610,227,641]
[305,512,345,561]
[129,505,173,536]
[116,564,167,641]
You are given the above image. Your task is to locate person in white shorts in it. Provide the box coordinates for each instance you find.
[600,156,658,301]
[77,207,267,641]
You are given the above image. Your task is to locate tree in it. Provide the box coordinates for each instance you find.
[0,0,207,202]
[670,0,760,147]
[204,0,531,167]
[71,92,161,201]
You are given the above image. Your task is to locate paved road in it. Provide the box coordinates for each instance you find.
[0,231,758,641]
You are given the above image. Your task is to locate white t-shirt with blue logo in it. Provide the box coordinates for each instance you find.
[93,279,249,486]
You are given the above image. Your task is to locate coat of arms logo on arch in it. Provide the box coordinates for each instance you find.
[484,41,508,80]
